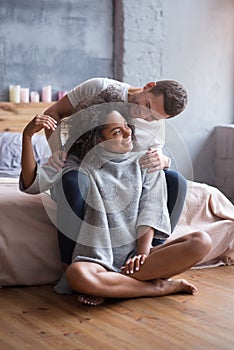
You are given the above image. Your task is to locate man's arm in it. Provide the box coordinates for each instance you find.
[44,78,107,149]
[43,95,74,139]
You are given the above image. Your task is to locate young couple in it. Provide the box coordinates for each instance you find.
[20,78,212,305]
[42,77,190,261]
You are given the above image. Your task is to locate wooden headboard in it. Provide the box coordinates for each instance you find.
[0,102,54,132]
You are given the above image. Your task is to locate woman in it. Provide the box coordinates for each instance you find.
[20,104,211,306]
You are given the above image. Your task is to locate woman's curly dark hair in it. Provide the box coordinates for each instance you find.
[66,104,136,162]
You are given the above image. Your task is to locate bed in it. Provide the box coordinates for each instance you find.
[0,131,233,287]
[0,132,62,287]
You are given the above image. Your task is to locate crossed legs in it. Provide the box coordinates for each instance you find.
[66,231,212,304]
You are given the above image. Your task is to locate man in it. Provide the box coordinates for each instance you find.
[41,77,188,274]
[44,78,187,171]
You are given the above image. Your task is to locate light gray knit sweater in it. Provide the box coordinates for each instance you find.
[71,147,171,272]
[19,147,171,272]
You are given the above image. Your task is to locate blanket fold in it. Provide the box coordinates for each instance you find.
[172,181,234,268]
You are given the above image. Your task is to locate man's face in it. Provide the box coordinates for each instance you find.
[129,89,170,121]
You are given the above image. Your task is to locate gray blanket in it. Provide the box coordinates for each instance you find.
[72,147,171,272]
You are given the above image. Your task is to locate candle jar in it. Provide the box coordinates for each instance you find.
[42,85,52,102]
[9,85,21,103]
[30,91,40,103]
[20,88,30,103]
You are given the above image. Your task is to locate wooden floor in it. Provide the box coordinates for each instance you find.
[0,267,233,350]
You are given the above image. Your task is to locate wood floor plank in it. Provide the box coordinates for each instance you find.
[0,267,233,350]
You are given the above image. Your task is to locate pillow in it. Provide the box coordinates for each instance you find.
[0,132,51,177]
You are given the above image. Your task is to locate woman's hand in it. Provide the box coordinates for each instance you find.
[139,148,170,172]
[23,115,57,137]
[121,254,147,275]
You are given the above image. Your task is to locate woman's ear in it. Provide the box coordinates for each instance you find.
[143,82,157,90]
[94,127,104,145]
[96,135,104,146]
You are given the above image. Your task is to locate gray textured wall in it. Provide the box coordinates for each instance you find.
[1,0,233,186]
[0,0,113,101]
[162,0,234,184]
[121,0,164,85]
[121,0,234,185]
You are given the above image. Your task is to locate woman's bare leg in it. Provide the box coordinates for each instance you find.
[66,231,210,303]
[129,231,212,281]
[66,261,197,301]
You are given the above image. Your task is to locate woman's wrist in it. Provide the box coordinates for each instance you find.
[23,129,33,139]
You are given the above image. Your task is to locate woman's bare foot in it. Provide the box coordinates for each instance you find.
[78,294,106,306]
[152,278,198,296]
[77,279,196,305]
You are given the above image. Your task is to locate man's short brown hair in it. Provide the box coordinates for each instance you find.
[150,80,188,117]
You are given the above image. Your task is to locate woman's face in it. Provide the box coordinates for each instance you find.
[100,111,133,153]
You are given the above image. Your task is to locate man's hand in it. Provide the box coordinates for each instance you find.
[139,148,170,172]
[46,150,67,171]
[121,254,147,275]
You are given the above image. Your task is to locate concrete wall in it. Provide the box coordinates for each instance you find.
[1,0,233,188]
[0,0,113,101]
[121,0,234,184]
[214,125,234,203]
[120,0,164,84]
